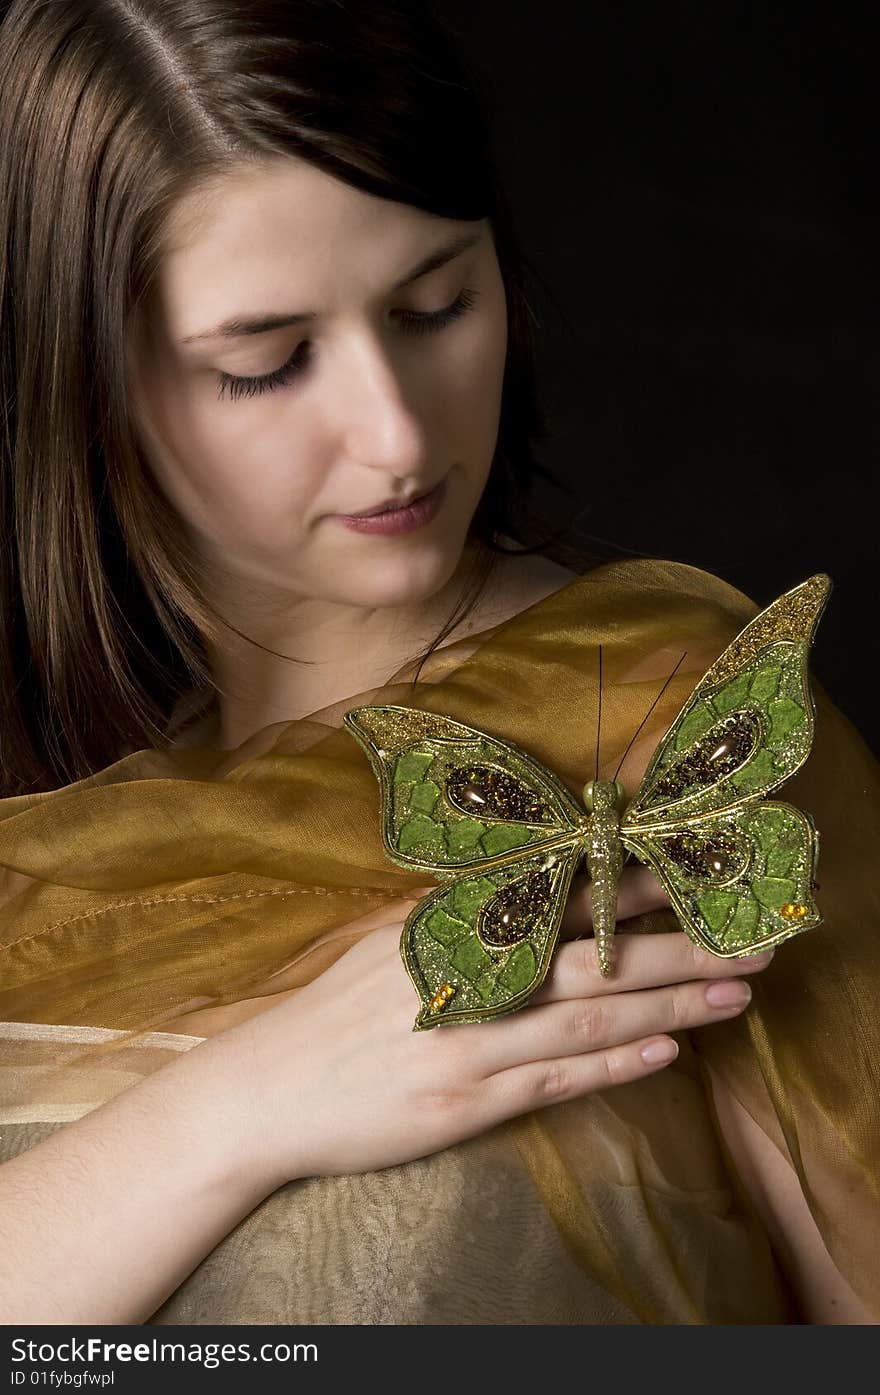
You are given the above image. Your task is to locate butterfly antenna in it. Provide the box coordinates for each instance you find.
[595,643,603,781]
[612,651,688,783]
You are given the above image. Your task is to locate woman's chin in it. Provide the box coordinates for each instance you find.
[320,533,468,609]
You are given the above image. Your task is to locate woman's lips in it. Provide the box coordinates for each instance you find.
[331,475,448,535]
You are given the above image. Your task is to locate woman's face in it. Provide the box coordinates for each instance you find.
[127,156,508,621]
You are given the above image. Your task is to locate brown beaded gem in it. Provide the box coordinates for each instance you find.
[479,869,553,947]
[660,830,746,882]
[649,711,759,802]
[446,764,550,823]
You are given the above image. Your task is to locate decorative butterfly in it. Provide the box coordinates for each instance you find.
[343,573,830,1031]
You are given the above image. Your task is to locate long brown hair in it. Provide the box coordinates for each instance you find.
[0,0,627,797]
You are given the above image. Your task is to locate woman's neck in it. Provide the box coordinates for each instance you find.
[202,536,503,751]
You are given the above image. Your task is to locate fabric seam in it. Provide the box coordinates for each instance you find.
[1,883,389,949]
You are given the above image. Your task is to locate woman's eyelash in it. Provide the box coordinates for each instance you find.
[215,286,480,402]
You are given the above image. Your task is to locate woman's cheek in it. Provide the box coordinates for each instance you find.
[450,310,507,446]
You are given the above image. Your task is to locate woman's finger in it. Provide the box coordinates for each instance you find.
[530,929,774,1004]
[483,1032,682,1118]
[474,971,757,1078]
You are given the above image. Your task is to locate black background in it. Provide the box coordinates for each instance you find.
[439,1,877,753]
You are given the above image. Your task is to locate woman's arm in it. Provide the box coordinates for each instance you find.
[0,1030,278,1325]
[706,1062,875,1324]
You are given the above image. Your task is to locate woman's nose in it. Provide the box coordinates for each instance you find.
[334,334,430,474]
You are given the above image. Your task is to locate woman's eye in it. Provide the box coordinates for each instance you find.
[215,286,480,402]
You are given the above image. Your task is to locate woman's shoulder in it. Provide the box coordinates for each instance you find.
[483,544,760,635]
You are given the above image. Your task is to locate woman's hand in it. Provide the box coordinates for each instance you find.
[224,864,773,1190]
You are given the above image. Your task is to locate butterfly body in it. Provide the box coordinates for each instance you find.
[580,780,628,976]
[344,573,831,1030]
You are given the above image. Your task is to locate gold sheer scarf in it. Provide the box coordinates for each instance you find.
[1,555,877,1324]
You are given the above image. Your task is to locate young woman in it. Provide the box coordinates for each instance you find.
[0,1,877,1325]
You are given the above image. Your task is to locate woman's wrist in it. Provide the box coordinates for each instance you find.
[162,1024,302,1202]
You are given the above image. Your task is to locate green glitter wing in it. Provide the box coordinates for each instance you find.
[620,802,821,956]
[621,574,832,826]
[343,705,587,1028]
[618,573,831,956]
[395,843,583,1030]
[343,706,584,872]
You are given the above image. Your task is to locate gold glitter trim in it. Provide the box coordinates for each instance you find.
[703,573,831,687]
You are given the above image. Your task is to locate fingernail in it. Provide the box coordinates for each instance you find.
[641,1038,679,1066]
[744,949,774,964]
[706,979,752,1008]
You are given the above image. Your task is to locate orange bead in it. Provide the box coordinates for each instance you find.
[780,902,808,918]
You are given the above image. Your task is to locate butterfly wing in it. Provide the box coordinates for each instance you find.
[619,573,830,958]
[397,842,584,1029]
[622,574,832,828]
[344,704,588,1028]
[344,704,585,870]
[621,801,820,956]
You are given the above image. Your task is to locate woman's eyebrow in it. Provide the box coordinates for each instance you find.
[179,230,484,344]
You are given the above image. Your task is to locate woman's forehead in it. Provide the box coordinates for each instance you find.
[154,162,489,345]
